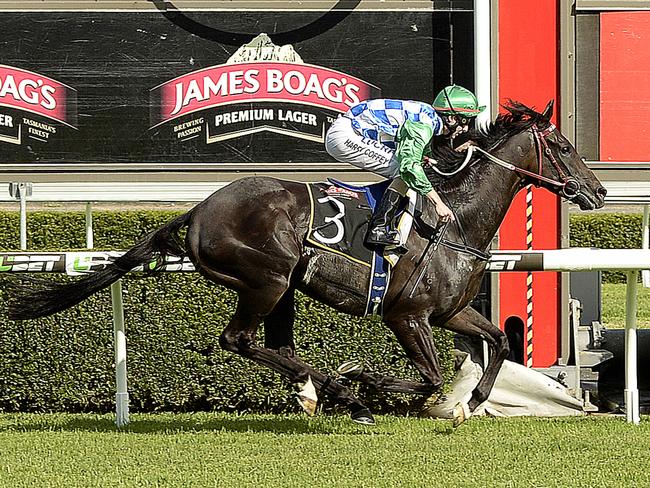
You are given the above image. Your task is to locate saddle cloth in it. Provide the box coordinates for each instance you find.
[305,179,418,316]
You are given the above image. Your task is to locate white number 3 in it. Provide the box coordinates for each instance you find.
[313,196,345,245]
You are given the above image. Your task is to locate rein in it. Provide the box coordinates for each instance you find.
[419,121,577,263]
[470,123,580,198]
[440,239,491,261]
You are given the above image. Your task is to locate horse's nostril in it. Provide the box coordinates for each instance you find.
[597,186,608,199]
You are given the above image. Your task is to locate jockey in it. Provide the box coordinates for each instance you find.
[325,84,485,247]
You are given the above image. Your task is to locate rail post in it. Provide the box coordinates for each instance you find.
[111,280,129,427]
[625,270,640,425]
[8,182,33,250]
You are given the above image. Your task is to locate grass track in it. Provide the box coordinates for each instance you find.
[602,283,650,328]
[0,284,646,487]
[1,413,650,487]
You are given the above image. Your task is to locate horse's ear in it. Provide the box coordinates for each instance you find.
[542,100,554,121]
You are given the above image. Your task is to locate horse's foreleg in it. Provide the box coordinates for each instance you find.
[389,316,445,391]
[337,366,437,395]
[440,306,509,414]
[339,315,444,395]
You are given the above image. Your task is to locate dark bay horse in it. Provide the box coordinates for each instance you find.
[6,101,606,425]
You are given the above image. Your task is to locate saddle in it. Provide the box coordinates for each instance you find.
[305,178,421,316]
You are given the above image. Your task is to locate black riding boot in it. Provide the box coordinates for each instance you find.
[365,189,403,247]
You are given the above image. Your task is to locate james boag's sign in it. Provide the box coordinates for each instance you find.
[0,65,77,146]
[149,33,380,144]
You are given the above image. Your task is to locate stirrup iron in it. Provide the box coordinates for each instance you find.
[336,360,364,379]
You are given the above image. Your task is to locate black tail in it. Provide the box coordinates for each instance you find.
[6,212,192,321]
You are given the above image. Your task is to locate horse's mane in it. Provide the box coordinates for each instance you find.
[426,100,551,191]
[478,100,551,149]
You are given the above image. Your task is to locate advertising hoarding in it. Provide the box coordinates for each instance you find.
[0,9,473,170]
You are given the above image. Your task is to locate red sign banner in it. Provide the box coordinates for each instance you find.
[0,65,77,127]
[150,62,379,127]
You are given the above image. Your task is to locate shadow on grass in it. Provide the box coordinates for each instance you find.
[0,414,455,436]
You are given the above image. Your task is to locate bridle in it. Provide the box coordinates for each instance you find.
[432,92,579,198]
[418,119,582,263]
[471,123,581,199]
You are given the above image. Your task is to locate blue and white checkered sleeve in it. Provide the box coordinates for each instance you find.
[422,108,444,136]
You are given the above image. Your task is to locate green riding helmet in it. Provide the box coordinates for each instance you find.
[433,85,486,117]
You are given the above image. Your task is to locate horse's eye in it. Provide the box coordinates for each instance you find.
[560,146,571,156]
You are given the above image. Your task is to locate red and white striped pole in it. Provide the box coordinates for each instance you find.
[526,186,534,368]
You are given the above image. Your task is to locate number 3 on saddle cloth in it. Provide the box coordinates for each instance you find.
[305,178,418,317]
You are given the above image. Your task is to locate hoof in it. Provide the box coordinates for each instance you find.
[297,396,317,417]
[337,360,364,379]
[296,376,318,416]
[452,402,471,428]
[351,407,375,425]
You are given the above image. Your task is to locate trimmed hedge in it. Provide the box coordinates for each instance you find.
[0,211,455,414]
[569,213,643,283]
[570,213,643,249]
[1,210,639,414]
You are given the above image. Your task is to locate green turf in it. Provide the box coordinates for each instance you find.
[601,282,650,328]
[1,413,649,487]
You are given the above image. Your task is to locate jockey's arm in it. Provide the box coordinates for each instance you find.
[396,120,455,222]
[396,120,435,195]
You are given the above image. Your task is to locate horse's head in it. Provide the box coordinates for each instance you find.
[499,100,606,210]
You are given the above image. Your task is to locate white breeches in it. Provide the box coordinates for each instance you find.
[325,116,400,179]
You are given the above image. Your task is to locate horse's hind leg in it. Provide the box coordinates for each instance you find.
[261,289,313,412]
[263,287,295,352]
[220,287,375,424]
[439,306,509,422]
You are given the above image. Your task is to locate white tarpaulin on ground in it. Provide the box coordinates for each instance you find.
[423,352,584,418]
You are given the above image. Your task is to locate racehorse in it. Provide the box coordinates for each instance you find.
[5,101,606,425]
